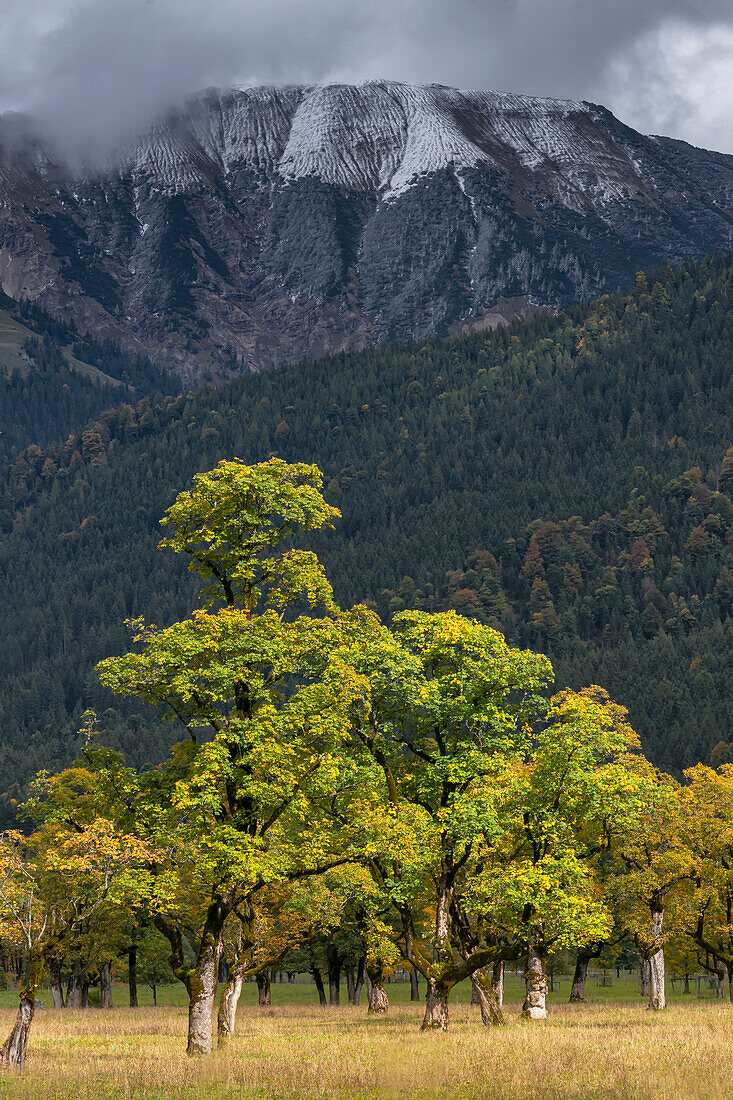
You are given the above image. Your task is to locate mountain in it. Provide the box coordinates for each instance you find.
[0,288,178,464]
[0,253,731,819]
[0,82,731,380]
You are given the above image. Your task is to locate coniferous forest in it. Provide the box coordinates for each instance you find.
[0,289,178,464]
[0,253,732,818]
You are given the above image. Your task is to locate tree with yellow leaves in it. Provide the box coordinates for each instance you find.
[0,771,155,1067]
[676,764,733,1002]
[90,459,372,1055]
[608,769,693,1010]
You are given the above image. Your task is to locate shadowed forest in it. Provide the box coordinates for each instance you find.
[1,255,732,805]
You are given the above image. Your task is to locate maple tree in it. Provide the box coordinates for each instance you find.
[0,765,154,1066]
[675,764,733,1002]
[607,769,693,1010]
[90,459,371,1054]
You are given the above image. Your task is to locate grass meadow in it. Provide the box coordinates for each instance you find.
[1,974,731,1099]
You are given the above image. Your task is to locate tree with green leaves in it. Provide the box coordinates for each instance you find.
[676,764,733,1002]
[92,459,371,1054]
[0,770,154,1068]
[336,609,651,1028]
[335,607,553,1029]
[608,769,692,1010]
[482,687,649,1019]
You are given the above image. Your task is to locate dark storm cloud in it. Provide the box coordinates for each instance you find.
[1,0,731,157]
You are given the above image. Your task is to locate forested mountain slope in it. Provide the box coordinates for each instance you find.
[0,290,178,463]
[0,254,731,816]
[1,81,731,378]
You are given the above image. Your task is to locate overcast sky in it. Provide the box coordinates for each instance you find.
[1,0,731,158]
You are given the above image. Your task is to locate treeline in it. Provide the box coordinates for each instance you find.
[0,255,732,803]
[0,289,178,463]
[388,457,733,773]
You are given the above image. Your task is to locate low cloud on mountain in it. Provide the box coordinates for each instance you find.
[1,0,731,158]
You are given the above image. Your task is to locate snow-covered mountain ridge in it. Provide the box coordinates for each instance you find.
[123,83,616,203]
[0,81,731,377]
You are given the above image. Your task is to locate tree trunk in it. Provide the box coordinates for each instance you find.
[186,936,221,1056]
[0,949,43,1069]
[345,966,356,1005]
[421,977,450,1030]
[154,895,231,1056]
[683,972,690,995]
[716,967,725,998]
[570,950,591,1003]
[471,967,504,1027]
[327,944,341,1006]
[353,954,365,1006]
[648,905,665,1011]
[649,948,665,1010]
[65,958,85,1009]
[366,961,389,1014]
[522,935,549,1020]
[410,968,420,1002]
[727,964,733,1005]
[311,967,327,1007]
[152,984,157,1007]
[491,961,504,1009]
[47,954,64,1009]
[256,969,271,1006]
[99,963,112,1009]
[640,958,650,999]
[217,960,244,1044]
[128,947,138,1008]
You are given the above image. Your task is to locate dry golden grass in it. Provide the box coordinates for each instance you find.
[1,998,731,1100]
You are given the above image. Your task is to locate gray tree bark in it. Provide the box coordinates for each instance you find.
[491,960,504,1009]
[0,992,35,1069]
[640,958,650,999]
[366,962,389,1014]
[422,977,450,1030]
[217,960,244,1043]
[648,905,665,1011]
[471,967,504,1027]
[0,949,43,1069]
[186,936,221,1056]
[649,948,665,1010]
[522,934,549,1020]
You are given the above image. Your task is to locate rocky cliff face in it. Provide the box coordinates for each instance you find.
[0,81,731,380]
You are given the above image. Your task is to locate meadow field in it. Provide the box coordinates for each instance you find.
[1,975,731,1100]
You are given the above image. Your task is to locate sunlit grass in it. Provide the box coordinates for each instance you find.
[0,976,729,1099]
